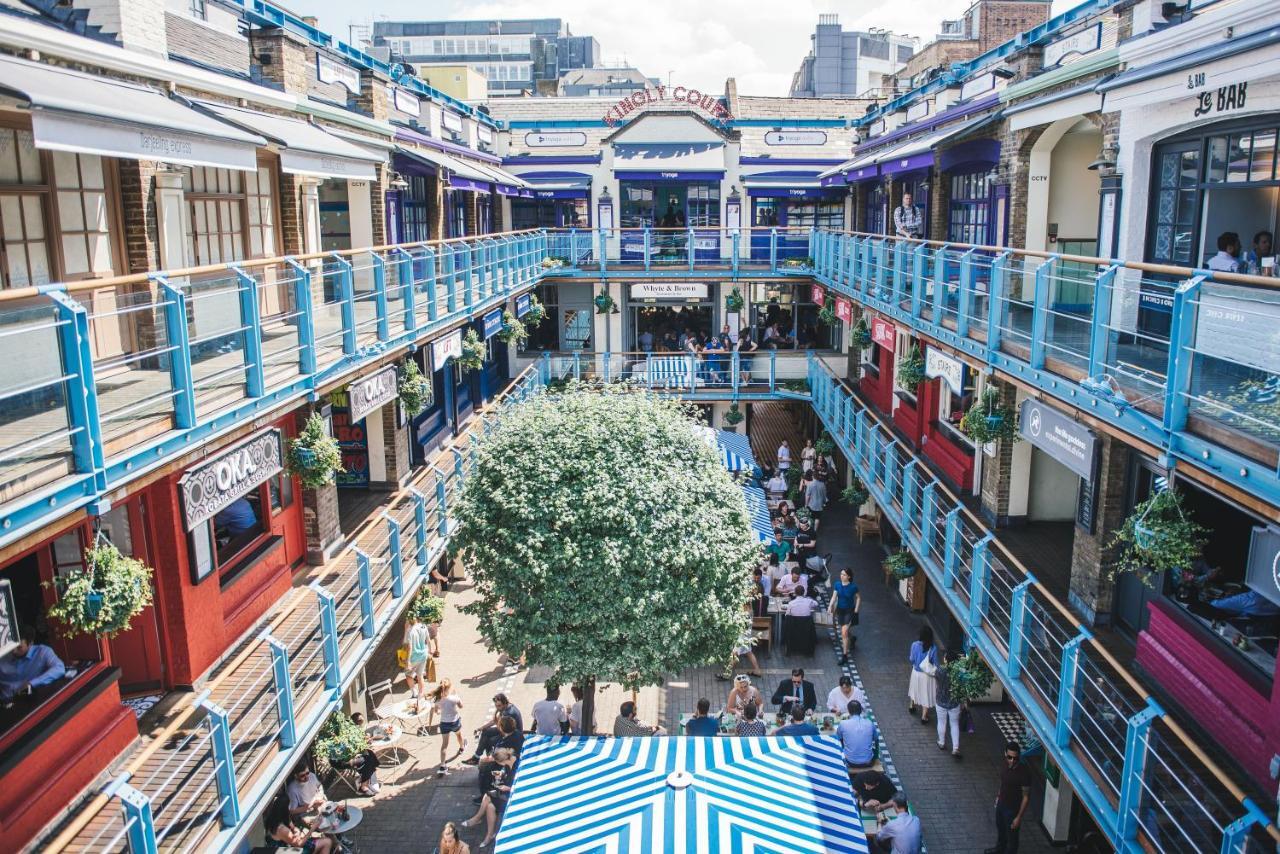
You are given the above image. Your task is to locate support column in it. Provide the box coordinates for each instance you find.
[978,376,1029,526]
[367,399,412,488]
[299,406,344,564]
[1067,432,1129,626]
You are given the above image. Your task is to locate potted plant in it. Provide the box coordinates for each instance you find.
[288,412,343,488]
[841,478,869,508]
[496,310,528,346]
[946,649,995,704]
[817,297,837,326]
[413,589,446,625]
[782,379,810,394]
[45,541,154,639]
[725,286,745,312]
[458,329,486,373]
[314,711,369,764]
[1108,489,1207,588]
[784,465,804,504]
[960,386,1018,444]
[594,289,617,314]
[814,431,836,458]
[896,345,926,392]
[722,403,744,427]
[540,256,567,269]
[525,294,547,327]
[781,256,815,269]
[851,317,872,350]
[884,550,916,580]
[398,359,433,414]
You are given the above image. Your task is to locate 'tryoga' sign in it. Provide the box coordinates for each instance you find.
[602,85,734,128]
[1018,399,1097,482]
[765,130,827,146]
[810,283,826,306]
[432,330,463,367]
[348,365,399,423]
[180,429,284,530]
[835,297,853,325]
[525,131,588,147]
[924,347,964,396]
[871,316,896,352]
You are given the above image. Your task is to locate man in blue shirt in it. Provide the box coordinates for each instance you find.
[0,630,66,701]
[215,497,258,538]
[775,706,820,737]
[876,795,922,853]
[837,700,878,768]
[684,698,720,737]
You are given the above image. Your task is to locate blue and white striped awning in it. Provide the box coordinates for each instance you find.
[715,429,759,476]
[740,483,773,543]
[495,735,868,854]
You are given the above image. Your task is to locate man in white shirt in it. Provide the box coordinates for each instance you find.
[287,766,326,817]
[531,684,569,736]
[776,440,792,471]
[765,471,788,502]
[827,674,868,714]
[1207,231,1243,272]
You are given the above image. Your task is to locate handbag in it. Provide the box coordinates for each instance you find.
[425,655,438,683]
[396,646,408,670]
[960,705,975,734]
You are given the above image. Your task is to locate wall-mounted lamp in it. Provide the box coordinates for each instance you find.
[1088,145,1119,171]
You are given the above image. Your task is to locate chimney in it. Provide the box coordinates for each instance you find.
[73,0,168,58]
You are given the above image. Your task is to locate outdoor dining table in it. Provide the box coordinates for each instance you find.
[373,697,433,736]
[313,803,363,836]
[365,721,405,765]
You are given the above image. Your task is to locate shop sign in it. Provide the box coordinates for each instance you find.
[516,293,531,317]
[835,297,854,325]
[478,126,494,144]
[317,55,361,93]
[392,88,421,117]
[602,85,735,128]
[1138,289,1173,313]
[483,308,504,339]
[924,347,964,395]
[1018,399,1097,481]
[0,580,16,659]
[764,130,828,146]
[810,283,826,305]
[180,429,283,531]
[441,111,464,133]
[960,73,996,101]
[630,282,709,300]
[865,119,886,138]
[525,131,588,147]
[1197,289,1280,374]
[348,365,399,423]
[1192,80,1248,119]
[1076,451,1102,534]
[432,329,463,367]
[871,316,896,351]
[906,100,930,122]
[1043,23,1101,69]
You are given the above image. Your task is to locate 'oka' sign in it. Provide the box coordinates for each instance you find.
[180,429,284,530]
[603,85,735,127]
[348,365,399,423]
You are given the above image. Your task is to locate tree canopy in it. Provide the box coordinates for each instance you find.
[453,384,758,690]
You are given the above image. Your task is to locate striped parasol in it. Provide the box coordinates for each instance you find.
[740,483,774,543]
[494,735,869,854]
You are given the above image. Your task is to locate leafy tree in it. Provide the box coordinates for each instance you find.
[452,383,759,732]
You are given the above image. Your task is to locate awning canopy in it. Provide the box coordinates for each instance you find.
[0,54,266,171]
[741,482,774,542]
[716,429,760,475]
[614,141,726,178]
[820,111,1002,181]
[198,101,384,179]
[396,145,528,192]
[494,735,869,853]
[517,172,592,199]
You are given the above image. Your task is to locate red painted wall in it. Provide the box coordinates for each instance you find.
[0,667,136,848]
[922,424,975,491]
[859,345,895,415]
[1135,599,1277,789]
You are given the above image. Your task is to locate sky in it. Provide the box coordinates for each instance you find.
[296,0,1074,96]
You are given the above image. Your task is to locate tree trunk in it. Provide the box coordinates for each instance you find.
[580,677,597,735]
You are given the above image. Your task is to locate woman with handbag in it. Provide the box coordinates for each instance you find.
[907,625,938,724]
[405,615,431,703]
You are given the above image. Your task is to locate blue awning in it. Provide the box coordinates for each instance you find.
[717,429,760,475]
[741,483,773,543]
[495,734,869,853]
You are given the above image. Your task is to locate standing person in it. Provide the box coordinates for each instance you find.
[638,328,655,352]
[893,192,923,240]
[776,439,792,472]
[907,626,938,724]
[404,614,431,704]
[987,742,1032,854]
[935,649,963,757]
[428,678,465,776]
[737,332,757,384]
[1207,231,1243,272]
[568,685,584,735]
[876,795,923,853]
[829,568,861,663]
[801,439,817,473]
[531,684,568,736]
[804,471,828,531]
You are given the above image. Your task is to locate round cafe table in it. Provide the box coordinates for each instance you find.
[314,803,363,835]
[373,698,433,736]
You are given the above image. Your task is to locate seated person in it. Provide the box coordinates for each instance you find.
[771,668,818,715]
[827,675,867,714]
[1209,588,1280,619]
[263,795,334,853]
[477,716,523,800]
[775,706,820,737]
[774,568,809,598]
[765,473,788,500]
[852,768,898,813]
[876,795,922,853]
[765,532,792,563]
[613,700,665,736]
[0,629,66,702]
[215,496,258,539]
[782,586,819,656]
[287,766,327,818]
[838,701,879,769]
[685,697,720,737]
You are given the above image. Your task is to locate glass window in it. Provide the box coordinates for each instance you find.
[52,151,115,279]
[1148,145,1200,266]
[404,175,432,243]
[183,166,250,265]
[1226,134,1250,183]
[1248,130,1276,182]
[754,199,779,227]
[0,127,52,289]
[522,283,558,351]
[865,183,886,235]
[188,476,285,583]
[948,170,995,245]
[687,183,721,227]
[244,166,277,258]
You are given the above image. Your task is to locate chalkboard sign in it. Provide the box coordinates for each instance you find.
[1076,450,1101,534]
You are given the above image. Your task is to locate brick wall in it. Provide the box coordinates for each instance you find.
[249,28,311,95]
[117,160,161,274]
[75,0,167,56]
[901,40,980,83]
[353,69,392,123]
[464,193,479,237]
[278,173,307,257]
[1067,432,1128,624]
[976,1,1053,52]
[165,13,249,76]
[928,173,949,242]
[297,408,343,563]
[381,404,410,485]
[979,377,1018,524]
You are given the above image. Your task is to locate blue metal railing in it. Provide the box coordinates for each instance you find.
[539,227,815,277]
[806,356,1277,853]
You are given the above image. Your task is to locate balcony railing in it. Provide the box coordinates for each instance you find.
[45,367,546,854]
[521,349,824,394]
[0,230,548,550]
[807,356,1278,853]
[541,226,815,274]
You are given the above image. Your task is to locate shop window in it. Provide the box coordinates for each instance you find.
[936,367,976,444]
[864,183,886,235]
[188,478,288,585]
[754,199,779,227]
[747,282,838,350]
[182,164,278,264]
[512,199,554,230]
[686,184,721,228]
[403,176,432,243]
[561,307,591,351]
[948,170,995,245]
[51,151,116,279]
[244,167,277,258]
[620,184,655,229]
[521,284,558,351]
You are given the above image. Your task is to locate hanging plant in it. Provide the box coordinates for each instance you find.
[884,550,916,580]
[851,317,872,350]
[946,649,995,704]
[842,478,869,508]
[594,289,616,314]
[45,541,154,639]
[722,404,744,427]
[458,329,486,373]
[782,379,811,394]
[398,358,433,414]
[314,711,370,764]
[897,345,926,391]
[288,412,343,489]
[960,386,1019,444]
[412,589,446,625]
[814,431,836,458]
[496,310,528,346]
[541,256,567,269]
[725,286,745,312]
[1107,489,1207,588]
[525,294,547,327]
[816,297,837,326]
[781,256,815,268]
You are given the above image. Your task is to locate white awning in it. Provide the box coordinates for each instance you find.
[197,101,384,180]
[612,142,726,173]
[0,54,265,171]
[395,145,494,183]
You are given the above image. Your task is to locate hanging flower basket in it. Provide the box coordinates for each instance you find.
[496,310,528,346]
[1107,489,1207,588]
[884,550,916,580]
[851,318,872,350]
[525,295,547,327]
[288,412,343,488]
[725,287,745,312]
[722,404,744,427]
[398,358,433,414]
[458,329,486,373]
[314,711,370,764]
[817,297,837,327]
[45,541,154,639]
[814,432,835,458]
[412,589,446,624]
[841,478,869,508]
[541,256,567,269]
[594,290,616,314]
[896,345,926,391]
[946,649,995,704]
[960,387,1019,444]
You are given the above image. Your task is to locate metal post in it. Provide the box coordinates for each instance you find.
[1029,256,1056,369]
[1007,576,1036,680]
[688,227,696,272]
[1163,275,1206,434]
[311,581,341,691]
[231,265,265,396]
[770,228,778,271]
[732,230,740,276]
[1220,800,1272,854]
[1116,699,1163,846]
[443,246,458,314]
[968,534,993,628]
[942,507,962,589]
[106,777,158,854]
[957,248,976,338]
[371,252,390,340]
[986,251,1011,359]
[919,483,937,559]
[263,633,296,748]
[1054,629,1090,748]
[385,514,404,598]
[462,244,475,307]
[1085,264,1118,380]
[331,253,357,354]
[902,460,918,535]
[152,277,198,429]
[284,259,317,375]
[643,229,651,271]
[46,289,107,477]
[436,468,450,535]
[355,549,375,639]
[911,242,928,318]
[199,694,241,827]
[411,489,429,566]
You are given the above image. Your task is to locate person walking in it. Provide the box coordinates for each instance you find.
[801,439,817,473]
[428,677,465,776]
[803,471,828,531]
[829,567,861,663]
[404,614,431,704]
[986,741,1032,854]
[907,626,938,724]
[777,439,792,472]
[934,649,963,757]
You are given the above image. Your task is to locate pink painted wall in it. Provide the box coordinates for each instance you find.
[1135,599,1278,789]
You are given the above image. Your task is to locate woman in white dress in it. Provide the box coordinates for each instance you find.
[906,625,938,724]
[800,439,817,473]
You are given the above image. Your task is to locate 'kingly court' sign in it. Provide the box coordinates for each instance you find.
[603,85,735,127]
